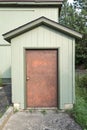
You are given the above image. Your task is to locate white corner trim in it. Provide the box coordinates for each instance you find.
[14,103,20,110]
[64,104,73,109]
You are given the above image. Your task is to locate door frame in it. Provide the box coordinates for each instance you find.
[23,47,60,109]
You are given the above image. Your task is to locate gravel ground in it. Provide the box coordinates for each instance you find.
[0,85,11,117]
[3,110,82,130]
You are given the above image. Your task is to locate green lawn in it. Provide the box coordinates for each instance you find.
[69,74,87,130]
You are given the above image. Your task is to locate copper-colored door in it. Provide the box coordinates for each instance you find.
[26,50,58,107]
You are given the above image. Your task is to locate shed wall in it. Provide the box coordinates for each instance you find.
[11,25,75,109]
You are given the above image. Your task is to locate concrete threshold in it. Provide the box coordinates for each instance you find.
[27,107,57,110]
[24,107,65,113]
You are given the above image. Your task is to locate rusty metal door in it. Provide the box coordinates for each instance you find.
[26,50,58,107]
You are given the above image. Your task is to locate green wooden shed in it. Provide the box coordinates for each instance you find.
[3,16,82,109]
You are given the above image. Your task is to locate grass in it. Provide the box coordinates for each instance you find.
[0,78,2,87]
[0,106,9,118]
[29,109,33,113]
[68,74,87,130]
[41,109,47,115]
[14,108,19,113]
[0,112,4,118]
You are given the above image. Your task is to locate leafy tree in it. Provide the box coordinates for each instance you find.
[60,0,87,69]
[73,0,87,43]
[60,0,79,30]
[73,0,87,68]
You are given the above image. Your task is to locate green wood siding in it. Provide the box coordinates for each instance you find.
[11,25,75,109]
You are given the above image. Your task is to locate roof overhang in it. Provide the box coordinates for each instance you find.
[0,1,63,15]
[3,17,83,43]
[0,1,63,8]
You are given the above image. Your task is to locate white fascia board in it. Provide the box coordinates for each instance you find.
[44,18,83,39]
[3,17,83,43]
[0,2,63,5]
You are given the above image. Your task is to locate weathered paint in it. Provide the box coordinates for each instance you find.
[26,50,58,107]
[0,45,11,78]
[11,25,75,109]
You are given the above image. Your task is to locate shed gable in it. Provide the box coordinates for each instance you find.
[3,17,82,43]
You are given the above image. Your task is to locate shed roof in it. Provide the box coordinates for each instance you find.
[3,17,82,43]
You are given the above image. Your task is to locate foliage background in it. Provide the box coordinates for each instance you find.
[59,0,87,69]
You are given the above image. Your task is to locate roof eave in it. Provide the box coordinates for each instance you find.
[3,17,83,43]
[0,1,63,7]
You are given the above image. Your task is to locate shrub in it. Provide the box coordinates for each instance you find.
[77,74,87,100]
[75,44,87,69]
[68,75,87,129]
[79,74,87,89]
[72,96,87,129]
[0,78,2,87]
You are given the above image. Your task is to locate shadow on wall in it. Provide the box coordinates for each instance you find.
[0,67,12,114]
[2,67,11,79]
[0,84,12,114]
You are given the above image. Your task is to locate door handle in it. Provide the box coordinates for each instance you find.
[26,77,30,80]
